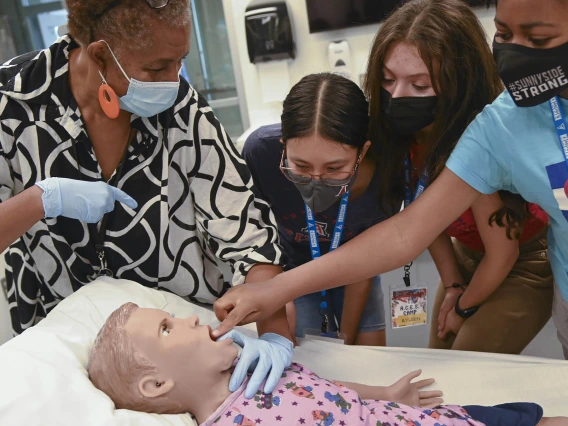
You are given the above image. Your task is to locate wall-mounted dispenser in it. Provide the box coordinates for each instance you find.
[245,0,295,64]
[328,40,353,79]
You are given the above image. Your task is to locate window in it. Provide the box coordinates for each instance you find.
[185,0,244,139]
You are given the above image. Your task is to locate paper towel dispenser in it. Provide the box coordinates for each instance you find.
[245,0,295,64]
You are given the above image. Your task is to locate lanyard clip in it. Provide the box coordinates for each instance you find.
[403,262,413,287]
[321,314,329,334]
[96,246,114,278]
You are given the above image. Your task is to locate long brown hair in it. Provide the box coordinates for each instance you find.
[365,0,529,238]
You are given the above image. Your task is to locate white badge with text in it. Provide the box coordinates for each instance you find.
[390,286,428,328]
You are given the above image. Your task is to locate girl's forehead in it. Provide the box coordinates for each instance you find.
[384,43,428,75]
[286,135,354,155]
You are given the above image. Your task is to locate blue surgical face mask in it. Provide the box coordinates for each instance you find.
[99,40,180,117]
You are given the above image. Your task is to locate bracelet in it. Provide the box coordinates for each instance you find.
[455,294,480,319]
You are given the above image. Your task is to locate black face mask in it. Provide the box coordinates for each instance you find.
[380,88,438,136]
[493,39,568,108]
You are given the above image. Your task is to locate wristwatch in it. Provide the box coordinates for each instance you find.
[454,294,480,319]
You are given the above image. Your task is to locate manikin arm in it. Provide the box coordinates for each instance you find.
[336,370,443,408]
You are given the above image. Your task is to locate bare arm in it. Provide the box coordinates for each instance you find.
[428,232,466,331]
[0,186,45,253]
[279,169,479,301]
[458,193,519,308]
[245,264,294,342]
[339,278,372,345]
[213,168,481,335]
[428,233,465,288]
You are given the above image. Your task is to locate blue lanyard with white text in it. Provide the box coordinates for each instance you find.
[305,192,350,318]
[549,96,568,168]
[402,157,429,286]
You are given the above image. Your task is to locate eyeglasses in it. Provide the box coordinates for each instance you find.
[144,0,171,8]
[279,147,361,187]
[90,0,171,42]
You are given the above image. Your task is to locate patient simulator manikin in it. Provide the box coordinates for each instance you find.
[88,303,567,426]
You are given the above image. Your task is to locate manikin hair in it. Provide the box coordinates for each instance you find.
[87,302,182,414]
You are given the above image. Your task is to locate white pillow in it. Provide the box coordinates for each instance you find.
[0,277,245,426]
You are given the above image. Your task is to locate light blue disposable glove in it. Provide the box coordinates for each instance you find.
[36,177,137,223]
[217,330,293,399]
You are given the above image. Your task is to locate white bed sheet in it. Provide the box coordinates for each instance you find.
[0,278,566,426]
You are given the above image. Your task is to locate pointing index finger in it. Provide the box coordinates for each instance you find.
[212,309,243,338]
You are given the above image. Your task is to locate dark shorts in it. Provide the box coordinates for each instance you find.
[464,403,543,426]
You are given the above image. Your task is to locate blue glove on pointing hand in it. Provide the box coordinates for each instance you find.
[36,177,137,223]
[217,330,293,399]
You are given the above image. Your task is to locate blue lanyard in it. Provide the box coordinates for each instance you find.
[306,192,350,312]
[549,96,568,167]
[404,157,429,208]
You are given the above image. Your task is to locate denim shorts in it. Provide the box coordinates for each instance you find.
[293,276,385,337]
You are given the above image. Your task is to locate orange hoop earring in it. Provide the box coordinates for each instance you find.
[98,72,120,119]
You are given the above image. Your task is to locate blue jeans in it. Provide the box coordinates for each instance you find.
[293,276,385,338]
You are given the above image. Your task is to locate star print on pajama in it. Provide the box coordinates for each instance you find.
[201,363,485,426]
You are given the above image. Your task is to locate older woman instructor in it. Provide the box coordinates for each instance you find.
[0,0,293,399]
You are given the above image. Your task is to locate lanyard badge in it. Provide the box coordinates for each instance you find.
[390,157,429,329]
[391,286,428,328]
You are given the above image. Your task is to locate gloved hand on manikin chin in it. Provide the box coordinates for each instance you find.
[217,329,293,399]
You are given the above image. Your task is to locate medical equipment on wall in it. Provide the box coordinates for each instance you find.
[245,0,295,104]
[245,0,295,64]
[328,40,353,79]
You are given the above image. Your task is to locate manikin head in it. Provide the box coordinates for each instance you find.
[87,303,237,416]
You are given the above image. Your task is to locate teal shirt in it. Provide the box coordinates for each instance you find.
[447,91,568,301]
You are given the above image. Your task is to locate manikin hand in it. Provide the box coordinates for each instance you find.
[36,177,137,223]
[437,287,463,333]
[386,370,443,408]
[217,330,293,399]
[438,308,466,341]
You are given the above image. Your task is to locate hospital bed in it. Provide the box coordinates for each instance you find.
[0,277,566,425]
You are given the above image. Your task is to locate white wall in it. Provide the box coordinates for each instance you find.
[223,1,497,138]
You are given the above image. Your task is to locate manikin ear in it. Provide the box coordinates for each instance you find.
[359,141,372,160]
[138,376,175,399]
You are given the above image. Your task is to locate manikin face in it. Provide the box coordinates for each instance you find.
[124,309,238,389]
[285,133,370,178]
[381,42,436,98]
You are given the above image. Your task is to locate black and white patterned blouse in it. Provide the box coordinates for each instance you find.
[0,36,282,334]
